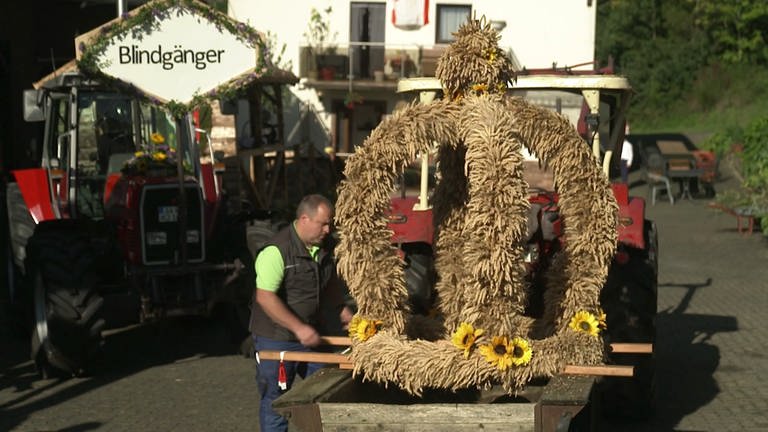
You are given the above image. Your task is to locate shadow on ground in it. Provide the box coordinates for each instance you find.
[0,316,244,431]
[602,278,738,431]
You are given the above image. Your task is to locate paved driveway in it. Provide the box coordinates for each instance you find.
[2,164,768,431]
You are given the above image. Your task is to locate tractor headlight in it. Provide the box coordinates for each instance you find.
[524,244,539,263]
[186,230,200,244]
[147,231,167,246]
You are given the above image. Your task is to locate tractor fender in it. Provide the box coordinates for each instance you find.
[11,168,59,223]
[612,182,646,250]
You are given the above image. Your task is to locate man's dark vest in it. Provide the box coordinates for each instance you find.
[249,224,334,341]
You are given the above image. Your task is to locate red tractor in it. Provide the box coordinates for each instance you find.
[4,63,295,377]
[390,74,657,420]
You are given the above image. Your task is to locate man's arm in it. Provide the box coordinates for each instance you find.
[254,246,320,347]
[255,289,320,347]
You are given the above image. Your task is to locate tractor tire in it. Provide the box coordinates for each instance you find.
[599,220,658,421]
[403,248,435,315]
[25,222,106,378]
[5,183,37,337]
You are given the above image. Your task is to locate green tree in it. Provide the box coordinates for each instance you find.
[689,0,768,65]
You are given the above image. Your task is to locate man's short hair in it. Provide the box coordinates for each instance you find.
[296,194,332,219]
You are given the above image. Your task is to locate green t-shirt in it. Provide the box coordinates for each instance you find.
[255,228,321,292]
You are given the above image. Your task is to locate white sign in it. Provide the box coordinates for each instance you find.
[94,7,257,104]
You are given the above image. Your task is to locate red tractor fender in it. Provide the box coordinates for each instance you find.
[10,168,60,223]
[612,182,646,250]
[388,196,434,246]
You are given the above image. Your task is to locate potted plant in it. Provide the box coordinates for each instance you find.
[304,6,339,79]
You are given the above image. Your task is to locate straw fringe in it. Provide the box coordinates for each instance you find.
[335,17,617,395]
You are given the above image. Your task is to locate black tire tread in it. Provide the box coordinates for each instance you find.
[25,222,105,376]
[599,219,658,421]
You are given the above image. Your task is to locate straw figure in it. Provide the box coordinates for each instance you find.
[334,17,618,395]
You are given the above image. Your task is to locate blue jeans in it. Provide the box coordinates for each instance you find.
[254,335,325,432]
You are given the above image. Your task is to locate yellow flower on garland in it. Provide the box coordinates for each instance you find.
[509,337,533,366]
[451,322,484,358]
[569,311,601,337]
[134,151,146,158]
[478,336,514,371]
[471,83,489,94]
[597,308,607,330]
[347,315,362,339]
[348,315,382,342]
[152,151,167,161]
[150,132,165,144]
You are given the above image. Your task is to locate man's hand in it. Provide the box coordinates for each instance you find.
[340,306,354,331]
[294,324,321,347]
[257,289,320,346]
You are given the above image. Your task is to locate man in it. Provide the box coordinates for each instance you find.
[250,194,352,432]
[621,122,634,184]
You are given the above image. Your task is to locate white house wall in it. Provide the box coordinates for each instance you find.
[227,0,597,148]
[229,0,596,74]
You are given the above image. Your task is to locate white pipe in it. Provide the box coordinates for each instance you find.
[117,0,125,17]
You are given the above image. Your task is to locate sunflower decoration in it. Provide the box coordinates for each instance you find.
[451,322,484,358]
[150,132,165,145]
[569,311,601,337]
[479,336,515,371]
[509,337,533,367]
[349,316,383,342]
[597,308,607,330]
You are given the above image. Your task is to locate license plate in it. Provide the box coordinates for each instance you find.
[158,206,178,223]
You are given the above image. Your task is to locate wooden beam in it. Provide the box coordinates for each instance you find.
[562,364,634,377]
[318,337,653,355]
[257,351,635,377]
[610,343,653,354]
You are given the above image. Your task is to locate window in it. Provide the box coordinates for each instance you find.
[436,4,471,44]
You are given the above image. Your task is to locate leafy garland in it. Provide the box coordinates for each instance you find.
[76,0,276,118]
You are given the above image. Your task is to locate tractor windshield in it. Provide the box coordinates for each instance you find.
[74,91,195,219]
[77,92,193,175]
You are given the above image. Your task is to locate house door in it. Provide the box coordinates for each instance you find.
[350,2,385,79]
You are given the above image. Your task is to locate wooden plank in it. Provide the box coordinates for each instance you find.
[273,368,353,408]
[610,343,653,354]
[318,402,535,432]
[258,351,347,364]
[562,365,633,377]
[540,375,594,404]
[319,337,653,354]
[259,351,635,377]
[321,336,352,346]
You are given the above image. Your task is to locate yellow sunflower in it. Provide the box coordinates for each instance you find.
[134,151,146,158]
[597,308,607,330]
[509,337,533,366]
[150,132,165,144]
[471,83,489,94]
[569,311,601,337]
[152,151,167,161]
[485,48,497,63]
[451,322,484,358]
[478,336,514,371]
[348,316,382,342]
[347,315,362,339]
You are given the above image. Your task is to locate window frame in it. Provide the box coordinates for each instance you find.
[435,4,472,44]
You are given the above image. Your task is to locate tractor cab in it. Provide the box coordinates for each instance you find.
[24,70,200,222]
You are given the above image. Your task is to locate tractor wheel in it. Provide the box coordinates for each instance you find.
[403,247,436,315]
[599,220,658,421]
[25,222,105,378]
[5,183,36,337]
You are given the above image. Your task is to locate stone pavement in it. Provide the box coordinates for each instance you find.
[607,165,768,431]
[1,164,768,431]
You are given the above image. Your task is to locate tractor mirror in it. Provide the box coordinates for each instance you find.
[23,89,44,122]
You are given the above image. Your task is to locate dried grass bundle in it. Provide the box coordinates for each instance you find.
[335,17,618,396]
